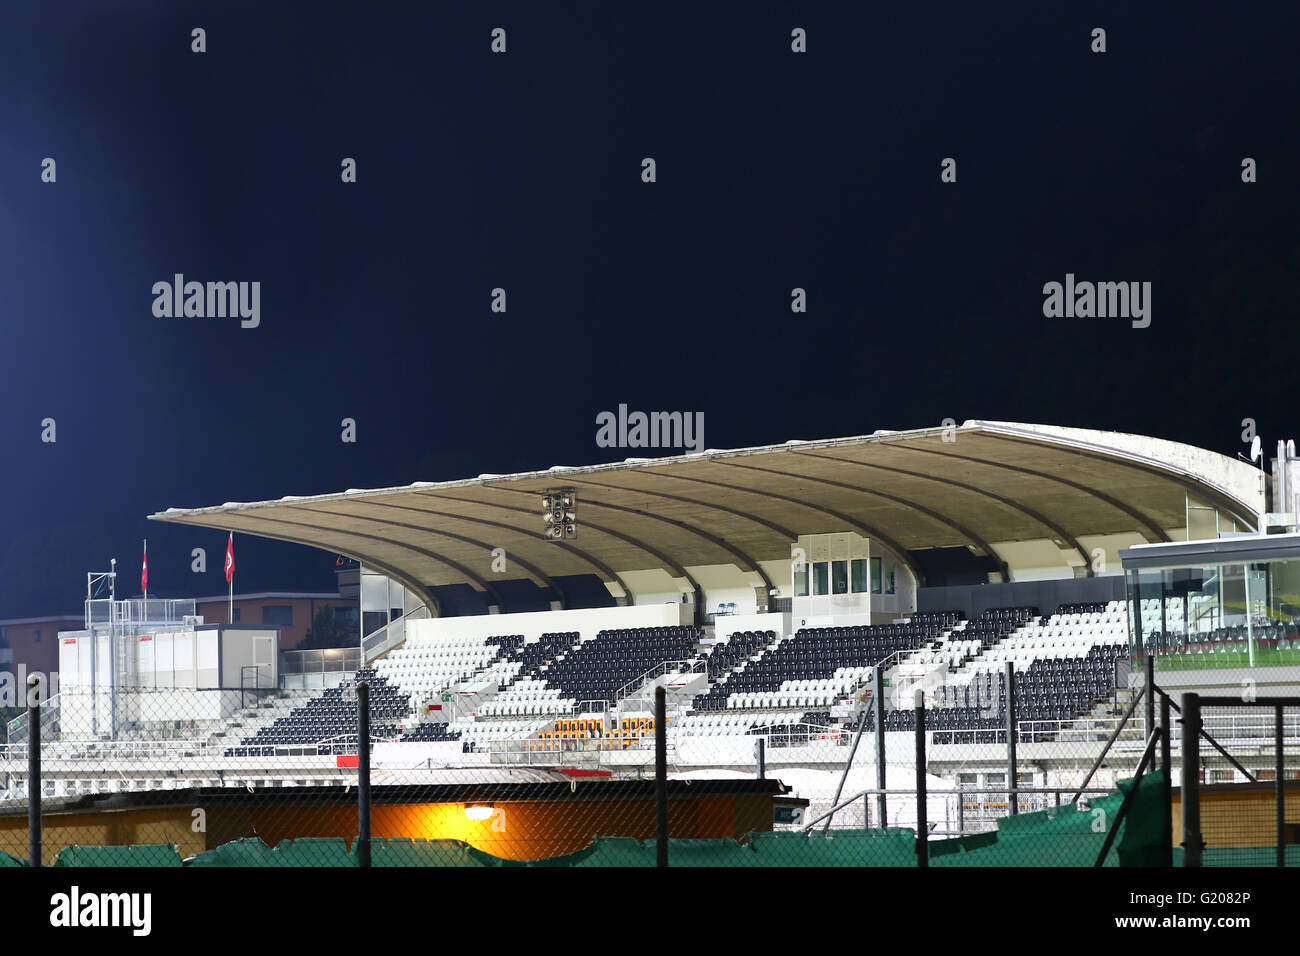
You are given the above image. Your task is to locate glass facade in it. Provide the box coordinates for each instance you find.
[1126,555,1300,667]
[812,562,829,596]
[831,559,848,594]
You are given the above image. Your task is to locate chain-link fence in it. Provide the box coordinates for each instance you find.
[1178,695,1299,867]
[0,609,1192,867]
[14,604,1300,867]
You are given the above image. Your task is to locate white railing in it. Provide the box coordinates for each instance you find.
[224,733,399,757]
[743,721,847,748]
[614,659,706,703]
[6,692,61,745]
[1195,709,1300,742]
[0,737,221,762]
[487,737,603,766]
[84,598,196,628]
[361,605,429,663]
[486,734,675,766]
[281,647,362,674]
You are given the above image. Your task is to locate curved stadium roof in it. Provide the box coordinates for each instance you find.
[150,421,1263,613]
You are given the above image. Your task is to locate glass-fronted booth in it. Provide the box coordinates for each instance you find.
[1120,534,1300,669]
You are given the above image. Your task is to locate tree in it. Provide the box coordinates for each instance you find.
[299,607,353,650]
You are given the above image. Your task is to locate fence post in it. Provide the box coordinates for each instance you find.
[1277,704,1286,868]
[1181,693,1201,867]
[915,691,928,868]
[1145,655,1155,763]
[874,666,886,829]
[356,681,371,869]
[655,686,668,868]
[756,737,766,780]
[27,676,41,869]
[1160,692,1173,867]
[1005,662,1018,815]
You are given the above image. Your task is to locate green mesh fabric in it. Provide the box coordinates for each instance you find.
[53,844,183,867]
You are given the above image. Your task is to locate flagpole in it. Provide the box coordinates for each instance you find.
[228,532,234,625]
[143,539,147,602]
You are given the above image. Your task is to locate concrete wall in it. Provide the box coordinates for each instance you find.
[407,602,692,647]
[917,576,1127,620]
[714,612,789,641]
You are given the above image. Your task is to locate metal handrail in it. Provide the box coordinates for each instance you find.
[361,605,430,662]
[0,737,221,761]
[800,785,1115,833]
[614,659,706,703]
[6,692,61,745]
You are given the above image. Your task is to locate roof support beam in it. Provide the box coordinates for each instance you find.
[632,466,930,587]
[285,504,567,609]
[419,490,704,613]
[539,478,777,595]
[218,512,509,612]
[971,432,1246,536]
[168,519,443,618]
[367,498,636,606]
[796,449,1093,577]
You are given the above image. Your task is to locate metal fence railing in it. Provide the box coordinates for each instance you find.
[361,606,430,663]
[1179,694,1300,867]
[3,641,1296,869]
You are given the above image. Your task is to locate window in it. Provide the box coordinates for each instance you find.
[851,559,868,593]
[794,565,809,597]
[831,560,848,594]
[33,629,41,643]
[886,564,896,595]
[813,562,829,596]
[871,557,883,594]
[262,605,293,627]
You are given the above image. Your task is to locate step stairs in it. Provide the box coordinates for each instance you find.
[203,689,315,749]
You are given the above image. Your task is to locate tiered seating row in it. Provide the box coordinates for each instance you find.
[691,620,954,712]
[227,668,408,755]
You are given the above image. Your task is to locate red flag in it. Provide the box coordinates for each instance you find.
[225,533,235,583]
[141,541,148,594]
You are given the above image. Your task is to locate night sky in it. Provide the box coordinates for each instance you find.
[1,1,1296,617]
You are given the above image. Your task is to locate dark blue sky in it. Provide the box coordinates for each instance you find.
[1,1,1296,616]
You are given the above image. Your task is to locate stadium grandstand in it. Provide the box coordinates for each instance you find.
[6,419,1300,853]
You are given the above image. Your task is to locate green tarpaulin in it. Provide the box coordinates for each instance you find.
[60,772,1173,868]
[53,844,183,867]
